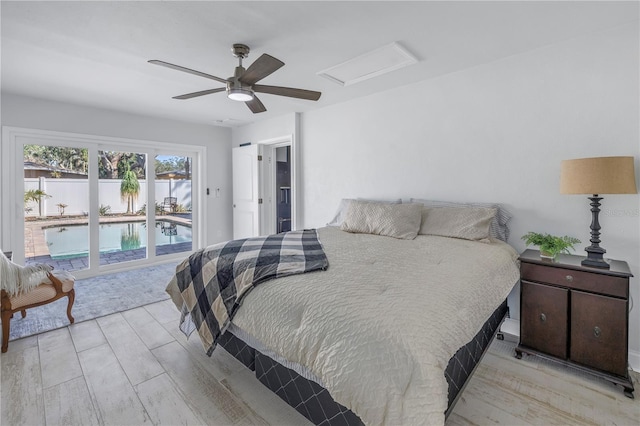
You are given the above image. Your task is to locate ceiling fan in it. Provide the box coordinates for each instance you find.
[149,44,321,114]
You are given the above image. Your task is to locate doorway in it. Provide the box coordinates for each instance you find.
[231,135,297,238]
[260,136,296,236]
[2,127,205,280]
[275,146,291,233]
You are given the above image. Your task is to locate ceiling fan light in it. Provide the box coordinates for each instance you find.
[227,88,254,102]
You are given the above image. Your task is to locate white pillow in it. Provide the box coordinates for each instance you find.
[410,198,512,241]
[419,206,497,242]
[327,198,402,227]
[340,201,422,240]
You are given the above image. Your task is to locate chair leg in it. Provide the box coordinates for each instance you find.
[2,310,12,353]
[21,310,26,318]
[66,289,75,324]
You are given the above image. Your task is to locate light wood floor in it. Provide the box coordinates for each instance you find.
[1,299,638,425]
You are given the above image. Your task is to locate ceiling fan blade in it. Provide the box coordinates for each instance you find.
[253,84,321,101]
[245,95,267,114]
[239,54,285,85]
[172,88,226,100]
[149,60,228,85]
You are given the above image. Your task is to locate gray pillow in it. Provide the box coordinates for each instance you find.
[410,198,512,241]
[340,201,422,240]
[419,206,497,242]
[327,198,402,227]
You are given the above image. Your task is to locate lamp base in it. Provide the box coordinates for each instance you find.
[581,195,610,269]
[581,256,610,269]
[582,246,610,269]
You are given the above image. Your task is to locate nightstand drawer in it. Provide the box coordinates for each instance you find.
[570,291,628,377]
[520,281,568,359]
[521,262,628,299]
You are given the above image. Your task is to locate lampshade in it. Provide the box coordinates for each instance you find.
[560,156,637,195]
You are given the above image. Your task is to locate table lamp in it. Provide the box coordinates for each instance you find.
[560,156,637,269]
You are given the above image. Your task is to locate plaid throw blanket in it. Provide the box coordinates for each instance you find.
[170,229,328,355]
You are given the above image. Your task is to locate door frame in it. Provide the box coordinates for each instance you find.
[257,134,297,235]
[1,126,206,279]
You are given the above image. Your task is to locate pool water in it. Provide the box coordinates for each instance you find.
[45,221,192,259]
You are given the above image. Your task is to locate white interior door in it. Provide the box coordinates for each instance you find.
[232,145,261,239]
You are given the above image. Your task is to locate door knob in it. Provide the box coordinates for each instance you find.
[540,313,546,322]
[594,326,601,338]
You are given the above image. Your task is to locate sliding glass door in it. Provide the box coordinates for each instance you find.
[97,149,149,267]
[153,154,193,257]
[23,144,90,272]
[6,128,204,279]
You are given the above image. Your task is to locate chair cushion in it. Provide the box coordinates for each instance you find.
[9,271,74,309]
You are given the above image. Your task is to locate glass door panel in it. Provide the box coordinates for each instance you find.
[97,150,148,265]
[154,154,193,256]
[23,144,89,272]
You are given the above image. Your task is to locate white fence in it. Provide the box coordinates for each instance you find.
[24,178,192,217]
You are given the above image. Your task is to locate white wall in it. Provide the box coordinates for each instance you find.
[299,22,640,367]
[0,93,233,246]
[231,112,297,148]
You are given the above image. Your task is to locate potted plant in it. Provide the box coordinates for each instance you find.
[521,232,581,260]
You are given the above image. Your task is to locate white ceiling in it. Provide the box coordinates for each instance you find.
[2,1,637,127]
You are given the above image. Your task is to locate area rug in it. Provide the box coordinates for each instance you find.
[5,262,177,341]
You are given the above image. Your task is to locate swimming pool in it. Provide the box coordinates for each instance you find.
[44,220,192,259]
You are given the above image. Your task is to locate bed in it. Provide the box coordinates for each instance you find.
[166,201,520,425]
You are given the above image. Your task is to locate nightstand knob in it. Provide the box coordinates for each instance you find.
[540,313,547,322]
[565,275,574,282]
[594,326,601,338]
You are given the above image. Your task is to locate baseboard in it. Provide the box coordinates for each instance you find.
[629,349,640,373]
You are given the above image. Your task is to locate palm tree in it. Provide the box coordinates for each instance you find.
[120,166,140,214]
[24,189,50,217]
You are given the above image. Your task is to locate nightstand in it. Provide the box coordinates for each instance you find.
[516,249,635,398]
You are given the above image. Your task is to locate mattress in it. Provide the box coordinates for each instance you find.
[226,227,520,425]
[221,298,508,425]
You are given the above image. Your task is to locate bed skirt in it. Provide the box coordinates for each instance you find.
[218,299,508,425]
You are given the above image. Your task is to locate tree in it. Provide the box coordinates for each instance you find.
[24,145,88,174]
[99,151,145,179]
[154,156,190,179]
[99,151,124,179]
[120,166,140,214]
[24,189,51,217]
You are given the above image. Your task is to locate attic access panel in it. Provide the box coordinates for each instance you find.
[317,42,418,86]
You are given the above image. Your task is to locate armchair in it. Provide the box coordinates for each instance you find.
[0,252,75,352]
